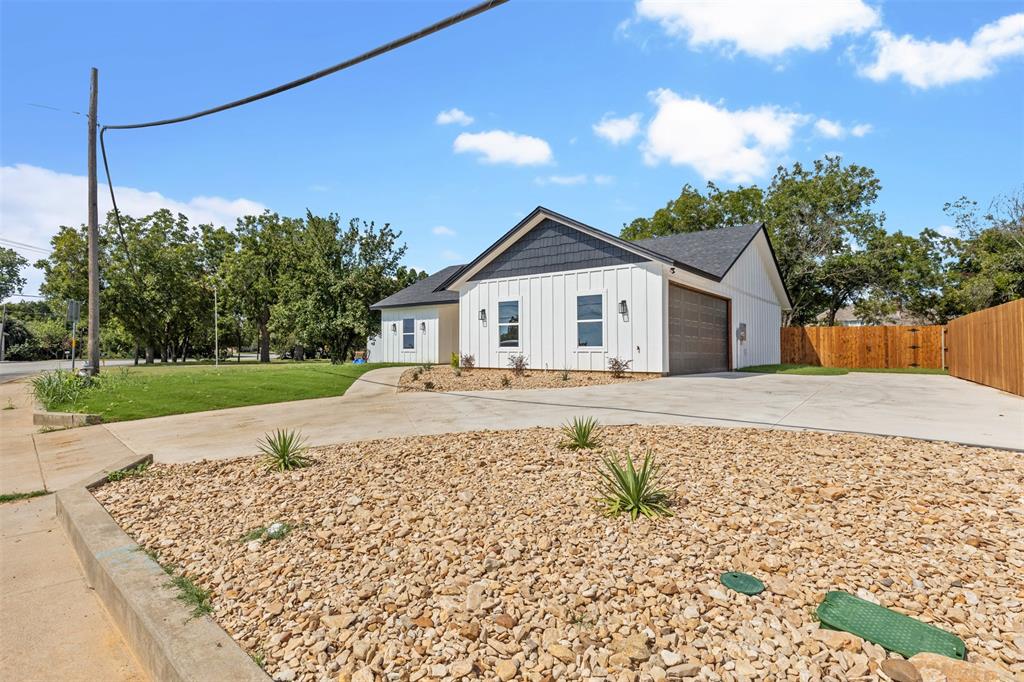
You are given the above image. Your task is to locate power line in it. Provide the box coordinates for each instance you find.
[103,0,507,131]
[97,0,508,315]
[0,237,52,255]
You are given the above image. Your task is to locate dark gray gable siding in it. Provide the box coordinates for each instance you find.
[469,218,648,281]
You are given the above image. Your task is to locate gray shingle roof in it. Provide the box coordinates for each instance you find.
[632,223,764,280]
[370,265,463,309]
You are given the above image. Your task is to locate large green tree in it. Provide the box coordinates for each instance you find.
[272,212,408,362]
[623,156,886,325]
[939,190,1024,318]
[220,211,300,363]
[0,246,28,300]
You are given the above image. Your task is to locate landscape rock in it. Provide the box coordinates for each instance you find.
[882,658,924,682]
[93,424,1022,682]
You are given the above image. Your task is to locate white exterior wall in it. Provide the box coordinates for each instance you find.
[367,305,459,364]
[665,232,784,368]
[457,262,666,373]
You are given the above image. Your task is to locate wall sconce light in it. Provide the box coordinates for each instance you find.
[618,300,629,316]
[420,321,426,333]
[390,323,397,333]
[670,267,676,274]
[478,309,487,323]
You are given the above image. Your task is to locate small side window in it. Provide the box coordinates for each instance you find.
[577,294,603,347]
[402,318,415,350]
[498,300,520,348]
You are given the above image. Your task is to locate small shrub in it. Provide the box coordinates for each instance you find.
[423,380,435,390]
[560,416,601,450]
[30,370,87,410]
[170,573,213,619]
[560,370,570,382]
[460,353,475,369]
[258,429,311,471]
[265,521,293,540]
[507,353,528,376]
[608,357,632,378]
[451,352,459,369]
[240,526,267,542]
[500,374,511,388]
[453,367,462,377]
[418,362,432,373]
[597,450,671,520]
[107,462,150,482]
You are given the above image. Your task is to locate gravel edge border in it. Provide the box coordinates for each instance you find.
[56,453,268,682]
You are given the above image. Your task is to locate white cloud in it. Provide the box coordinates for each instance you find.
[861,13,1024,88]
[536,174,588,186]
[642,90,809,182]
[937,224,958,238]
[594,175,615,185]
[635,0,879,58]
[0,163,265,299]
[814,118,845,139]
[453,130,553,166]
[432,225,456,237]
[435,108,474,126]
[593,113,643,145]
[814,118,873,139]
[439,249,462,262]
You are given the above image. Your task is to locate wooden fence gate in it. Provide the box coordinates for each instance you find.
[780,325,945,369]
[946,299,1024,396]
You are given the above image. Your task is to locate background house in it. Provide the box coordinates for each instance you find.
[369,207,791,374]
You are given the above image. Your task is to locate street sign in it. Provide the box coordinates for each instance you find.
[67,300,82,323]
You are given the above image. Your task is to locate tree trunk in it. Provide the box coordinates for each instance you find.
[160,345,169,363]
[133,345,140,366]
[258,318,271,363]
[145,345,155,364]
[294,344,305,361]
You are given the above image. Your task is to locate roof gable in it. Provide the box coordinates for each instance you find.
[470,218,647,281]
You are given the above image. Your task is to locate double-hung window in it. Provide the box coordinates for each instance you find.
[402,318,415,350]
[576,294,603,347]
[498,300,520,347]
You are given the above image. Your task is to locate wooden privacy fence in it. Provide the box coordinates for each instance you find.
[946,299,1024,396]
[781,325,945,369]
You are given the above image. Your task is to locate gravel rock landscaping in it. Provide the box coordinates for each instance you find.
[397,366,657,392]
[93,425,1023,682]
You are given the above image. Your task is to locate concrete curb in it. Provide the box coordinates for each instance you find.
[56,454,268,682]
[33,398,102,427]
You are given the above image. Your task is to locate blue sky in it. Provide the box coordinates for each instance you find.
[2,0,1023,297]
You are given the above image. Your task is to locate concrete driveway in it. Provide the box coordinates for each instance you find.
[95,368,1023,464]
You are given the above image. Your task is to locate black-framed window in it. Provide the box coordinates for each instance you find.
[577,294,603,347]
[402,318,415,350]
[498,300,520,347]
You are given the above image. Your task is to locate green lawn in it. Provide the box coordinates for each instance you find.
[50,362,410,422]
[739,364,948,376]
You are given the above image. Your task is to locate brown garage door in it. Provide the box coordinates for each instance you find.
[669,285,729,374]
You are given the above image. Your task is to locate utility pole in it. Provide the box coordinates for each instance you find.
[87,67,100,375]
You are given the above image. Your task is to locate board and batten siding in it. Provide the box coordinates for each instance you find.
[368,305,459,364]
[665,232,783,368]
[457,261,665,373]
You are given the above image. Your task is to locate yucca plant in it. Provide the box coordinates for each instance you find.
[258,429,311,471]
[560,416,601,450]
[597,449,671,520]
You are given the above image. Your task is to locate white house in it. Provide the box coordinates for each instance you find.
[369,206,791,374]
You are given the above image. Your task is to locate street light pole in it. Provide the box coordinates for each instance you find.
[87,67,100,375]
[214,284,219,366]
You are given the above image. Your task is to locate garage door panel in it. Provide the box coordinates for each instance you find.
[669,285,729,374]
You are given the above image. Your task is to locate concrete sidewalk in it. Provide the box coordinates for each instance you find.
[0,379,145,682]
[102,367,1023,465]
